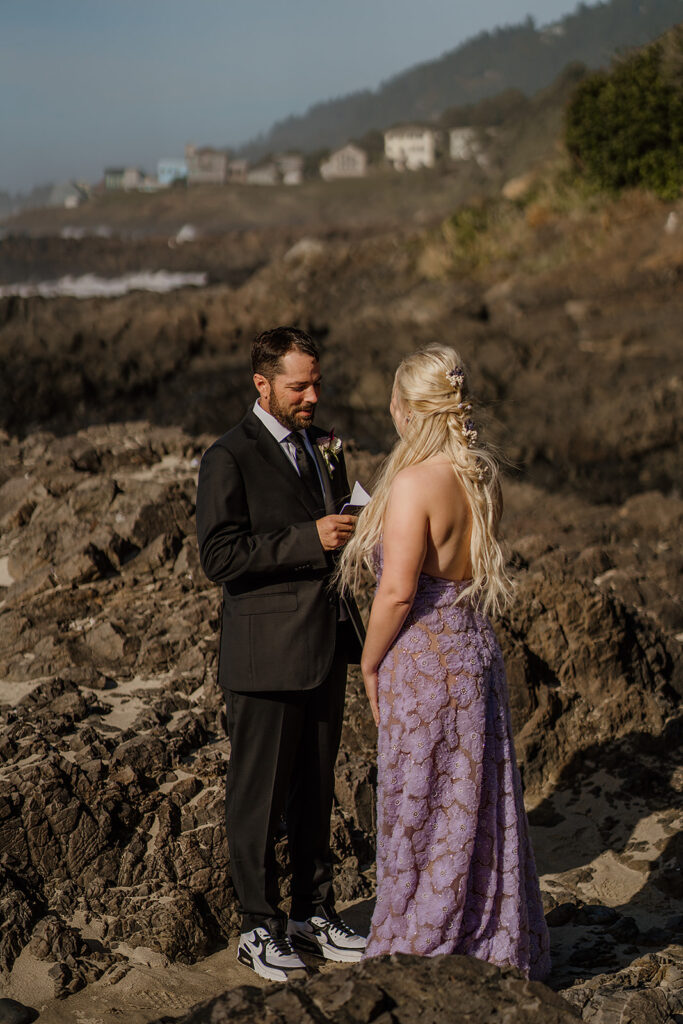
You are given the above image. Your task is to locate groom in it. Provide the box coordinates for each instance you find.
[196,326,366,981]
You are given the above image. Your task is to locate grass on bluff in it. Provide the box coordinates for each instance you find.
[416,161,681,282]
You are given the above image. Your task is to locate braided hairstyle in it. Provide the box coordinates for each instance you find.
[337,344,513,617]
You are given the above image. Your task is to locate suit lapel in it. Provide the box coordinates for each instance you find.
[248,413,326,519]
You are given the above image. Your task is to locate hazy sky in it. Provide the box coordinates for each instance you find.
[1,0,585,193]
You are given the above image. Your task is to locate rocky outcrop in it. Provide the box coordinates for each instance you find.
[0,231,292,289]
[563,948,683,1024]
[0,999,38,1024]
[0,421,680,1017]
[0,425,375,997]
[1,191,682,505]
[151,953,581,1024]
[496,496,682,791]
[1,194,682,1013]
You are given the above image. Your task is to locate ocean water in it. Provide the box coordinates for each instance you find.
[0,270,207,299]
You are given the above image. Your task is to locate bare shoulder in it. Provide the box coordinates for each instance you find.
[395,462,432,484]
[390,460,461,505]
[391,462,433,497]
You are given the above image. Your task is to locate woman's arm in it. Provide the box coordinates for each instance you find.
[361,470,428,725]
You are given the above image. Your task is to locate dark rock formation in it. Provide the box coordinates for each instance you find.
[0,999,39,1024]
[562,948,683,1024]
[0,231,290,289]
[1,191,682,1015]
[0,425,376,996]
[151,953,580,1024]
[1,192,681,505]
[0,420,680,1016]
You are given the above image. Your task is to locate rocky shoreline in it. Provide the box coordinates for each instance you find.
[2,191,682,505]
[0,187,681,1022]
[0,421,680,1022]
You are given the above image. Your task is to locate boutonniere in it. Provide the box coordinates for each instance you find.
[315,430,342,477]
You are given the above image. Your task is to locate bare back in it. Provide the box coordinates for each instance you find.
[385,456,473,584]
[418,457,473,581]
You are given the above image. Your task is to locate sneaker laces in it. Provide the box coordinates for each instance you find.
[266,929,296,957]
[324,916,357,941]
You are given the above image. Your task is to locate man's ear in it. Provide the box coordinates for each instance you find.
[253,373,270,405]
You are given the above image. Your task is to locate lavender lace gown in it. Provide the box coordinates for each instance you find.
[365,554,550,980]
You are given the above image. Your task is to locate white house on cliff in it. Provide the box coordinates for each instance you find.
[384,125,437,170]
[320,144,367,180]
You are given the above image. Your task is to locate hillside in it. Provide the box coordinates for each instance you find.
[239,0,683,158]
[0,169,499,242]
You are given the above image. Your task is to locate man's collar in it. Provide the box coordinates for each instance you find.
[252,398,292,442]
[253,399,309,441]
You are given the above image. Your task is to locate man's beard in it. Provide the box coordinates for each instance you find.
[268,390,316,432]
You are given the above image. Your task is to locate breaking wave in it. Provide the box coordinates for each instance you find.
[0,270,208,299]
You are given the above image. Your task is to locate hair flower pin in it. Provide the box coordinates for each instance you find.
[462,418,478,446]
[446,367,465,390]
[316,430,342,477]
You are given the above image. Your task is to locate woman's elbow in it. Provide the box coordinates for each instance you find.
[378,585,416,610]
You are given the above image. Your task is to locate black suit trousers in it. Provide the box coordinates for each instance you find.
[224,626,348,931]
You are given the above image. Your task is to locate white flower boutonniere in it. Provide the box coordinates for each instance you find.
[316,430,342,478]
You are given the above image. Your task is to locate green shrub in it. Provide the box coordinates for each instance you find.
[565,29,683,199]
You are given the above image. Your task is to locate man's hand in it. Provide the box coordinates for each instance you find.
[316,514,356,551]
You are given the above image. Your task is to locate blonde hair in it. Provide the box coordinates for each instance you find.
[337,344,513,617]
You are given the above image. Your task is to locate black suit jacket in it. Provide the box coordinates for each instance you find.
[196,409,364,693]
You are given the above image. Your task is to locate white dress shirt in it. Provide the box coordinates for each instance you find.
[253,399,325,491]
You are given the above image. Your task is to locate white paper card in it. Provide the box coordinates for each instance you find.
[341,481,371,513]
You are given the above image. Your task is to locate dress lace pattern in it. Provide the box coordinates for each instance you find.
[365,554,550,980]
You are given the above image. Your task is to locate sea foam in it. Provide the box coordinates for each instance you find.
[0,270,207,299]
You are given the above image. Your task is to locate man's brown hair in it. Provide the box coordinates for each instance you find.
[251,326,319,380]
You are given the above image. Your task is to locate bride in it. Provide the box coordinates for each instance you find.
[338,345,550,980]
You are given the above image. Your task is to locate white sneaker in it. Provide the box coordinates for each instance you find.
[287,909,366,963]
[237,924,306,981]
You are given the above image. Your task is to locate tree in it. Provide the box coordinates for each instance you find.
[565,28,683,199]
